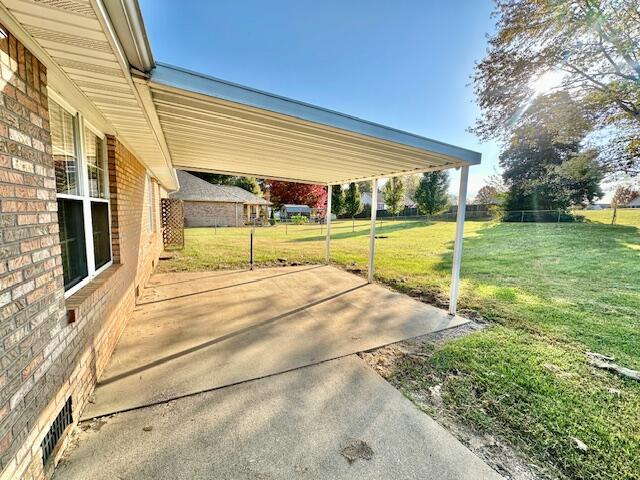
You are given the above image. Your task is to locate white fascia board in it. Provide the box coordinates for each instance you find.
[100,0,154,72]
[151,62,482,166]
[91,0,177,191]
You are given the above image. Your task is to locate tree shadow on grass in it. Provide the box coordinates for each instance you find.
[437,220,640,364]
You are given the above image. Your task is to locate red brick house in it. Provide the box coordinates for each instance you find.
[0,1,479,479]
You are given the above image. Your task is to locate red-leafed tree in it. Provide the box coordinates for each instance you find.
[267,181,327,214]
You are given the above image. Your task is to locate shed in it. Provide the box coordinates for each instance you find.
[281,204,311,218]
[170,171,270,226]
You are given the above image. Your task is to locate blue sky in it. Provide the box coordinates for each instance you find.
[139,0,500,197]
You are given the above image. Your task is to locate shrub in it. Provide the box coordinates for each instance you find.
[487,204,505,220]
[290,215,308,225]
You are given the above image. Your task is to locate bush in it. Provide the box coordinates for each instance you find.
[487,204,505,220]
[290,215,309,225]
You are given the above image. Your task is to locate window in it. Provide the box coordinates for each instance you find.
[50,94,112,296]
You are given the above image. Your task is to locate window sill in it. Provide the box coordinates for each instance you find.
[65,264,121,324]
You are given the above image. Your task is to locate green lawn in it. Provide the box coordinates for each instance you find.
[158,210,640,480]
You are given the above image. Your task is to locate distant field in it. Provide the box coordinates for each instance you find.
[579,207,640,226]
[158,210,640,480]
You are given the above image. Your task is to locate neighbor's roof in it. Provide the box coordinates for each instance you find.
[1,0,481,190]
[283,204,311,213]
[170,171,270,205]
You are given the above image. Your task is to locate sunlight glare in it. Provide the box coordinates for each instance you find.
[530,70,564,96]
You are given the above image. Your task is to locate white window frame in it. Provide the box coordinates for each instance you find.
[50,89,113,299]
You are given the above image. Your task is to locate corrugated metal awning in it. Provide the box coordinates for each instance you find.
[142,63,480,186]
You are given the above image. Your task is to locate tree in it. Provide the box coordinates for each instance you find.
[358,181,372,194]
[403,175,420,202]
[415,171,450,215]
[472,0,640,177]
[267,181,327,215]
[475,185,500,205]
[188,171,235,185]
[234,176,261,195]
[331,185,345,216]
[611,185,639,224]
[344,182,363,218]
[188,171,263,195]
[499,93,603,210]
[383,177,405,216]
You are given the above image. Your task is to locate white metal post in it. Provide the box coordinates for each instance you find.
[368,179,378,283]
[325,185,332,264]
[449,166,469,315]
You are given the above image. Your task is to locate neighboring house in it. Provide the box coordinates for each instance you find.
[281,204,311,218]
[361,191,417,211]
[585,203,605,210]
[0,2,479,479]
[628,197,640,208]
[361,190,386,210]
[170,171,270,226]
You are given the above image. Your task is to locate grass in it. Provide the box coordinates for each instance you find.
[158,210,640,480]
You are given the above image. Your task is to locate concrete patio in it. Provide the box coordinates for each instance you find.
[56,356,501,480]
[55,265,502,479]
[82,265,468,419]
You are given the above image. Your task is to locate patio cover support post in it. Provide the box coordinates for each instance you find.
[368,179,378,283]
[449,166,469,316]
[325,185,332,264]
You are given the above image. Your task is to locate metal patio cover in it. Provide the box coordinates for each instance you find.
[0,0,480,190]
[141,63,481,186]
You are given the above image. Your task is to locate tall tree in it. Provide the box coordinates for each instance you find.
[475,185,500,205]
[403,174,420,202]
[473,0,640,177]
[383,177,405,216]
[234,176,262,195]
[358,181,372,194]
[415,171,450,215]
[188,171,263,195]
[331,185,345,216]
[344,182,363,219]
[500,92,603,210]
[267,181,327,214]
[188,171,235,185]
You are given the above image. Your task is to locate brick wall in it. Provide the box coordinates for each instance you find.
[183,200,241,227]
[0,25,164,480]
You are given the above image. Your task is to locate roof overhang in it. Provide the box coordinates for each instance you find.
[142,63,480,185]
[2,0,480,189]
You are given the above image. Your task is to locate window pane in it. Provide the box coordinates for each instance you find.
[57,198,87,291]
[91,202,111,270]
[85,128,107,198]
[49,100,80,196]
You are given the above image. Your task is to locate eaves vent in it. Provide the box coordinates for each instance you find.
[25,25,113,52]
[33,0,96,17]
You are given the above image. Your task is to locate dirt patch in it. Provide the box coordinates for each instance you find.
[359,322,559,480]
[340,439,374,464]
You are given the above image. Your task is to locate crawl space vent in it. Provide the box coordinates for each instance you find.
[41,397,73,464]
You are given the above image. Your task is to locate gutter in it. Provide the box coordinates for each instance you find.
[102,0,155,72]
[91,0,179,191]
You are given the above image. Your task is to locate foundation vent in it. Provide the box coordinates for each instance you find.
[41,397,73,465]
